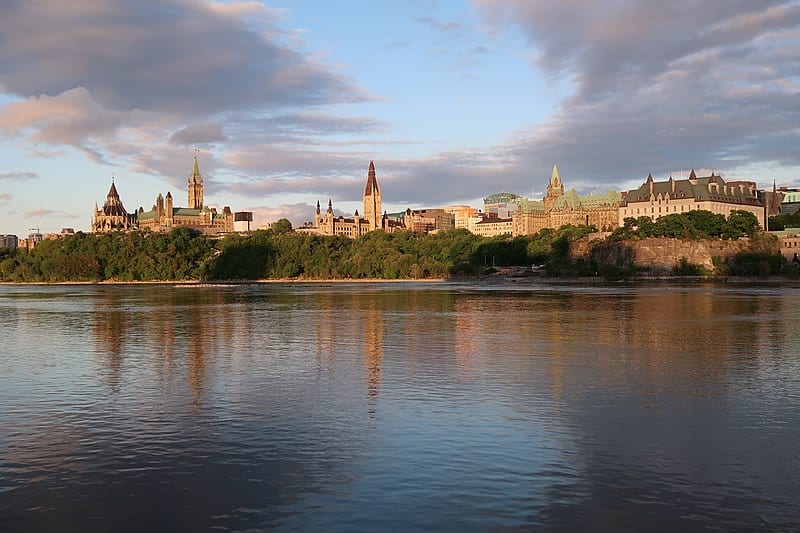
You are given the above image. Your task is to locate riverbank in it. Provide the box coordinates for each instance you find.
[3,274,799,287]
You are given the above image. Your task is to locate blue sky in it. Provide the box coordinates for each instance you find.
[1,0,798,236]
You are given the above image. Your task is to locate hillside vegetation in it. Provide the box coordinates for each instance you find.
[0,210,793,282]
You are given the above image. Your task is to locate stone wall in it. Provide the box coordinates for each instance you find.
[569,237,761,272]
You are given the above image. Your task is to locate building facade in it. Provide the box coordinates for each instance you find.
[92,181,135,232]
[618,170,764,228]
[772,228,800,263]
[0,234,19,248]
[512,165,621,236]
[92,157,234,235]
[310,161,403,238]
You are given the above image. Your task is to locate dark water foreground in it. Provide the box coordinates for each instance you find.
[1,282,798,531]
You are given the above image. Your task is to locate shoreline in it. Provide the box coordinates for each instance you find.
[2,275,799,287]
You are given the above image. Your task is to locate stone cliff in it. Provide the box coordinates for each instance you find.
[569,237,773,272]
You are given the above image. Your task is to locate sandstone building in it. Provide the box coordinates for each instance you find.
[306,161,403,238]
[618,170,764,228]
[512,165,621,236]
[92,157,234,235]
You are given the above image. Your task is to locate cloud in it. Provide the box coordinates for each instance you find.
[0,172,38,181]
[0,192,11,205]
[0,0,385,200]
[473,0,800,186]
[0,0,367,115]
[24,208,80,219]
[169,123,227,146]
[415,17,463,34]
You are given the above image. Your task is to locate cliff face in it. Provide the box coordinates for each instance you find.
[570,237,763,272]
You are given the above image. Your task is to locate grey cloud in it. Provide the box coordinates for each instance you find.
[169,123,227,146]
[24,208,80,219]
[0,172,38,181]
[415,17,463,34]
[472,0,800,187]
[0,0,367,115]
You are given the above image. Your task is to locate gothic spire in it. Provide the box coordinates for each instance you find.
[550,164,561,186]
[190,156,202,183]
[364,160,380,196]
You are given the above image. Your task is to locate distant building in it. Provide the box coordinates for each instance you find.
[402,208,454,233]
[309,161,403,238]
[513,164,621,236]
[471,215,513,237]
[0,234,18,248]
[92,157,234,235]
[618,170,764,228]
[772,228,800,263]
[454,207,482,231]
[484,192,521,219]
[234,212,254,232]
[779,189,800,215]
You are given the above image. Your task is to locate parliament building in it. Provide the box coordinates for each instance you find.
[302,161,403,238]
[513,165,622,236]
[92,157,234,235]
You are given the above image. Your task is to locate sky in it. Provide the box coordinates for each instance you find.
[0,0,798,236]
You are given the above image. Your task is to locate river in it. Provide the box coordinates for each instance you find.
[1,282,798,531]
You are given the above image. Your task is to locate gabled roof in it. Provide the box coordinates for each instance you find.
[620,173,762,207]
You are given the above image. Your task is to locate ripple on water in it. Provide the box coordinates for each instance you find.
[0,283,798,530]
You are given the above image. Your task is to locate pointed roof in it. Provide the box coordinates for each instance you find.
[107,181,120,199]
[364,160,380,196]
[101,180,127,216]
[354,209,360,216]
[190,156,202,183]
[550,164,561,186]
[689,168,697,180]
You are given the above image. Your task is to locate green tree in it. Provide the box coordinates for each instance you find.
[723,210,759,239]
[272,218,293,234]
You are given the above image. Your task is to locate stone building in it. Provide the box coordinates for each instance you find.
[92,181,135,232]
[92,157,234,235]
[512,165,621,236]
[402,208,455,233]
[472,216,514,237]
[618,170,764,228]
[309,161,403,238]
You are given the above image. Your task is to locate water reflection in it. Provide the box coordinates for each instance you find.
[0,283,798,530]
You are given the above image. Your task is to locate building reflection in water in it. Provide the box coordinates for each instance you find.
[313,291,385,410]
[363,305,383,404]
[91,287,245,405]
[92,292,127,394]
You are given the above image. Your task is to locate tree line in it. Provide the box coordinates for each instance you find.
[0,210,793,282]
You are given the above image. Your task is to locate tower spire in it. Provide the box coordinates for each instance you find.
[362,161,382,231]
[188,155,204,209]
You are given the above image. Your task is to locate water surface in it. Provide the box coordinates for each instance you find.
[1,282,798,531]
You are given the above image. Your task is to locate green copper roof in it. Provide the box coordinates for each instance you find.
[190,157,202,183]
[484,192,521,204]
[782,192,800,203]
[550,164,561,186]
[515,198,546,213]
